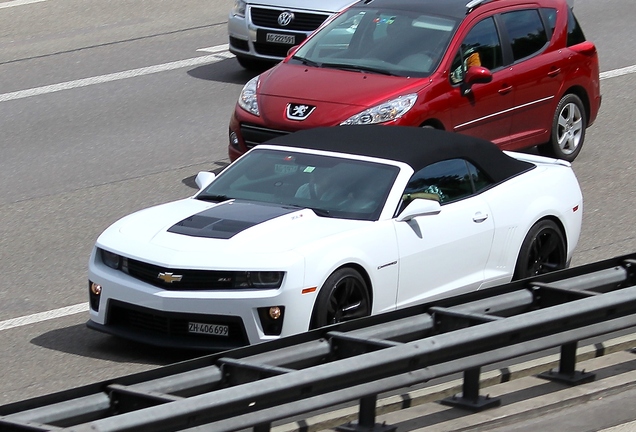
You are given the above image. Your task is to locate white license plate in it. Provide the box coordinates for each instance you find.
[188,322,229,337]
[266,33,295,44]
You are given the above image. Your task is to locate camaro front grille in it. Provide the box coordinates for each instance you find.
[126,258,240,290]
[108,300,249,345]
[250,8,329,31]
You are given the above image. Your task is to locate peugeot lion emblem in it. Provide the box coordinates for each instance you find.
[278,11,295,27]
[286,103,316,120]
[157,272,183,283]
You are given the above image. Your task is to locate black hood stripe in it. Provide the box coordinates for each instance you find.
[168,201,299,239]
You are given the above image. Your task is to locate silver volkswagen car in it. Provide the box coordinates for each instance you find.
[228,0,356,70]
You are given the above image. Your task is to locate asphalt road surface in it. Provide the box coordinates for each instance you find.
[0,0,635,424]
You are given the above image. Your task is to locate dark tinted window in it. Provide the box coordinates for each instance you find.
[403,159,481,204]
[567,8,586,46]
[501,9,548,61]
[467,162,492,192]
[450,17,502,84]
[541,8,557,39]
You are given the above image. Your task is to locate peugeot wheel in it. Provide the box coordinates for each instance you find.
[538,94,587,162]
[513,219,567,280]
[311,268,371,329]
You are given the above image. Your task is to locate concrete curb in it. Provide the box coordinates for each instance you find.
[273,333,636,432]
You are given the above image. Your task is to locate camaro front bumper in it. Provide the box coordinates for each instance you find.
[87,250,316,351]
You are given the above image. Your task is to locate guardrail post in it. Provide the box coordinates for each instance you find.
[336,395,396,432]
[538,341,596,384]
[441,367,501,411]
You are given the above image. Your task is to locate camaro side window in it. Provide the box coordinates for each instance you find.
[450,17,502,85]
[404,159,475,204]
[500,9,548,62]
[467,161,492,192]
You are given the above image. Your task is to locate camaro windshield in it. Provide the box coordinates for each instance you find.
[291,8,458,77]
[198,149,400,221]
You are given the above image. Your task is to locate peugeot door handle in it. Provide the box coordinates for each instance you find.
[498,85,513,95]
[473,212,489,223]
[548,67,561,77]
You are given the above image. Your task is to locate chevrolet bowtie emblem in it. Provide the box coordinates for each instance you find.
[157,272,183,283]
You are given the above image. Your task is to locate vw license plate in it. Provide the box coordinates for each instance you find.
[188,322,229,337]
[266,33,295,44]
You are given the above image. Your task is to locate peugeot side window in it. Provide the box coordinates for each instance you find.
[450,17,502,85]
[500,9,549,62]
[566,7,586,46]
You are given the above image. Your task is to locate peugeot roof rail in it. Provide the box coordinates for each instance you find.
[465,0,490,13]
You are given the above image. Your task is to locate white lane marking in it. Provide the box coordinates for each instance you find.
[0,49,235,103]
[0,303,88,331]
[197,44,229,53]
[0,0,46,9]
[600,65,636,80]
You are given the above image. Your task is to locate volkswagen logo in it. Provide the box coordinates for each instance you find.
[278,11,295,27]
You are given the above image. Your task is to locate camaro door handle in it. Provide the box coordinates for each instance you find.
[473,212,489,223]
[548,67,561,77]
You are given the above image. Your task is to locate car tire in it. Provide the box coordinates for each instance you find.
[538,93,586,162]
[513,219,567,280]
[310,267,371,329]
[236,56,276,72]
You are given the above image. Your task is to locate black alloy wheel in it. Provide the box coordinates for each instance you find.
[513,219,567,280]
[311,267,371,329]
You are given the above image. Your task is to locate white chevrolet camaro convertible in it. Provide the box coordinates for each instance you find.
[88,126,583,350]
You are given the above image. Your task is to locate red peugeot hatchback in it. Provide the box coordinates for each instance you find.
[229,0,600,162]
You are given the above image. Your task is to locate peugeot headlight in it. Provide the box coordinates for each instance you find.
[231,0,247,17]
[238,75,260,116]
[341,93,418,125]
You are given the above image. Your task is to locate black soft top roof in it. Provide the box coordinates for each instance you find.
[263,126,533,183]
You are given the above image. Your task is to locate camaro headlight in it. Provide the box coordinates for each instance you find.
[238,76,260,116]
[100,249,121,269]
[235,271,284,288]
[340,93,418,125]
[231,0,246,18]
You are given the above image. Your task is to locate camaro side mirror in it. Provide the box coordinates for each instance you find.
[396,198,441,222]
[195,171,216,190]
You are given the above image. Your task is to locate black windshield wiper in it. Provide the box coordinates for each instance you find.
[197,194,231,202]
[309,207,331,217]
[285,204,331,217]
[320,62,396,76]
[291,55,320,68]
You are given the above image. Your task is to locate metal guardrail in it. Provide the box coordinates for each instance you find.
[2,253,636,432]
